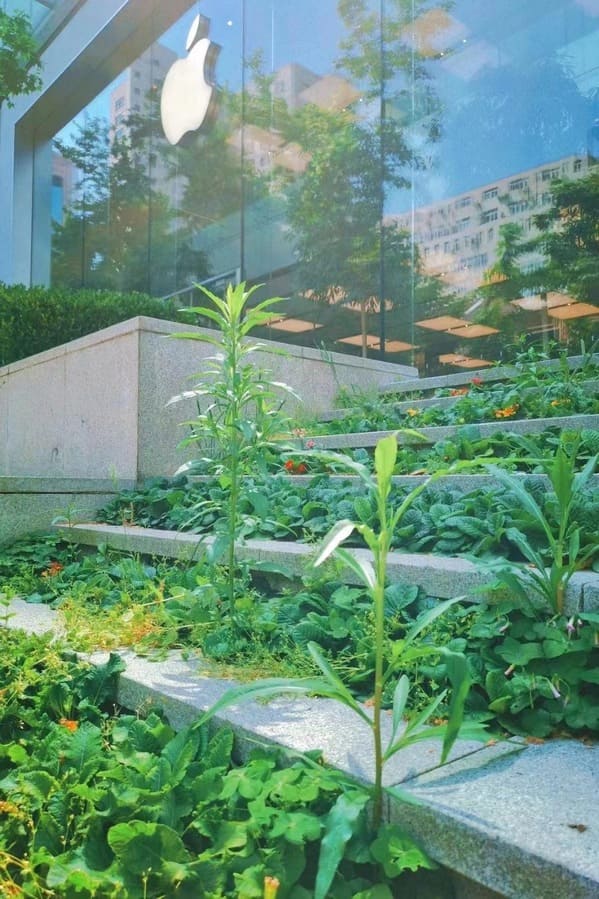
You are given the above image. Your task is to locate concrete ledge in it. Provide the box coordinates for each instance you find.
[0,483,131,546]
[266,472,599,492]
[310,414,599,449]
[319,379,599,422]
[7,598,598,899]
[382,353,599,395]
[55,523,599,612]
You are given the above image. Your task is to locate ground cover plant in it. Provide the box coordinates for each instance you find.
[322,341,599,436]
[0,626,453,897]
[96,451,599,566]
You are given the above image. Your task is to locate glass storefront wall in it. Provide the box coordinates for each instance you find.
[47,1,599,373]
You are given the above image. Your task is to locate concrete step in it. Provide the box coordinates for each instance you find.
[308,413,599,450]
[7,598,598,899]
[318,379,599,424]
[380,352,599,396]
[56,523,599,613]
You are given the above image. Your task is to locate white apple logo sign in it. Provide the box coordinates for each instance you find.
[160,14,221,146]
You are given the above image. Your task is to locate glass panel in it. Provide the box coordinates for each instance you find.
[44,0,599,368]
[390,0,599,373]
[243,0,384,357]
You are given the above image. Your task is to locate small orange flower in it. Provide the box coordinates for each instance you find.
[406,408,420,417]
[295,463,308,474]
[471,376,483,386]
[59,718,78,732]
[284,459,296,471]
[451,387,469,396]
[494,403,519,419]
[41,561,63,577]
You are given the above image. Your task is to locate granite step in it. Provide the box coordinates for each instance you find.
[55,523,599,613]
[7,598,598,899]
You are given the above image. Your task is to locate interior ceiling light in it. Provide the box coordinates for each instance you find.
[547,302,599,320]
[448,323,499,338]
[439,353,493,368]
[415,315,470,331]
[267,317,322,333]
[511,292,575,312]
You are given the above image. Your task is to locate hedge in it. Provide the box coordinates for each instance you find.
[0,284,192,366]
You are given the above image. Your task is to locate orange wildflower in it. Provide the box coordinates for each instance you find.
[494,403,519,419]
[406,408,420,417]
[41,561,63,577]
[450,387,469,396]
[59,718,78,732]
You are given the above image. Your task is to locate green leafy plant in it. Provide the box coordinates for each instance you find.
[194,435,485,896]
[170,281,298,616]
[0,8,42,109]
[0,627,452,897]
[486,435,598,614]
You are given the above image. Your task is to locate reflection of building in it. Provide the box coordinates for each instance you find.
[51,151,78,223]
[109,44,182,207]
[110,44,176,141]
[394,154,592,295]
[231,63,360,176]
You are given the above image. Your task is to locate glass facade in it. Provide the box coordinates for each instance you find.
[45,1,599,372]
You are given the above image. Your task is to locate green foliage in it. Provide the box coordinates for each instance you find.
[0,9,42,108]
[195,434,485,858]
[464,598,599,737]
[0,282,193,366]
[485,435,598,614]
[170,281,298,614]
[0,628,451,897]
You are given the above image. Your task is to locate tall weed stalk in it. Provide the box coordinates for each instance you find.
[170,282,298,614]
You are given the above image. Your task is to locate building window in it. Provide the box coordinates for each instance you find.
[115,96,125,110]
[509,178,528,191]
[541,167,560,181]
[483,187,498,200]
[574,158,583,172]
[508,201,528,214]
[481,208,498,223]
[455,196,471,208]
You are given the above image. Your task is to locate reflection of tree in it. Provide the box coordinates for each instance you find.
[534,172,599,303]
[275,0,449,356]
[52,113,207,294]
[442,59,591,194]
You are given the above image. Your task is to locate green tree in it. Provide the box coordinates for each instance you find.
[0,9,42,109]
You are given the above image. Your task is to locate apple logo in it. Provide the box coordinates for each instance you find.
[160,14,221,146]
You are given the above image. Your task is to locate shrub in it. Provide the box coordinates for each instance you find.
[0,283,190,366]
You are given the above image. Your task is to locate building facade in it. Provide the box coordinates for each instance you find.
[1,0,599,372]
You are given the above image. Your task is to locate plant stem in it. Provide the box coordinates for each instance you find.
[371,485,390,829]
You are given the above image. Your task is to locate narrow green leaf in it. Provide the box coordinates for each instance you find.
[334,547,376,590]
[391,675,410,741]
[313,519,355,568]
[307,642,372,724]
[315,791,370,899]
[403,596,466,649]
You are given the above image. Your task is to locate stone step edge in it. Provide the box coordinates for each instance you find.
[56,523,599,613]
[308,413,599,449]
[318,379,599,423]
[187,472,599,492]
[384,353,599,396]
[6,598,597,899]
